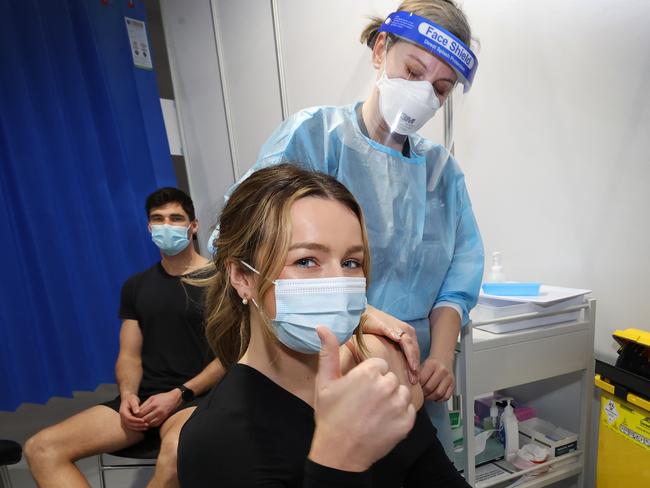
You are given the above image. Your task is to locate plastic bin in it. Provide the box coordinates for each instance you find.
[595,328,650,487]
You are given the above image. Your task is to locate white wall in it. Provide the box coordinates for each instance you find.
[277,0,386,112]
[457,0,650,364]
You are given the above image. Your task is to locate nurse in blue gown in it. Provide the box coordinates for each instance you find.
[217,0,484,453]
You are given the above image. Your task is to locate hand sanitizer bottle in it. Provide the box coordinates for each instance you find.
[488,251,507,282]
[501,399,519,460]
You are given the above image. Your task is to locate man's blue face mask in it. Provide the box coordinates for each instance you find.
[151,224,191,256]
[240,261,367,354]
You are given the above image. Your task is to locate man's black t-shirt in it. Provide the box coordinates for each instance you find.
[119,262,213,397]
[178,364,470,487]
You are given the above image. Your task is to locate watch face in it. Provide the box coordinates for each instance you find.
[181,385,194,401]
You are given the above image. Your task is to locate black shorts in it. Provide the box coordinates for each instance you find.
[100,393,205,443]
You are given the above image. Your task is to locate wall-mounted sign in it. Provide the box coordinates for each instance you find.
[125,17,152,70]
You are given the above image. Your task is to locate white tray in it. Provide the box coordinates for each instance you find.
[473,310,580,334]
[471,287,589,334]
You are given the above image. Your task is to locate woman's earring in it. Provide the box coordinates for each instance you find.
[242,297,249,305]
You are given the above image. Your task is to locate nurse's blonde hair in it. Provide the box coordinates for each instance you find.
[360,0,472,49]
[195,164,371,368]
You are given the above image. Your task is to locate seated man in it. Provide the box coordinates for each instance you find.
[25,187,223,488]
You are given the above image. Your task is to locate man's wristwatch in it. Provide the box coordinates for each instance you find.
[177,384,195,402]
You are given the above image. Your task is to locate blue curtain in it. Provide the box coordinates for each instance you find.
[0,0,176,411]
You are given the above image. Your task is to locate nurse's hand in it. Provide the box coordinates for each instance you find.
[360,305,420,384]
[420,354,455,402]
[309,326,415,472]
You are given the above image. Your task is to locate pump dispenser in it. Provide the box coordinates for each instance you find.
[488,251,507,282]
[501,399,519,460]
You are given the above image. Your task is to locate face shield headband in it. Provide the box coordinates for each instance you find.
[377,11,478,92]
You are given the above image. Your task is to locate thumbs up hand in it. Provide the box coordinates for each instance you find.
[308,326,416,472]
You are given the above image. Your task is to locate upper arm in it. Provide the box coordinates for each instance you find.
[118,319,143,361]
[357,335,424,410]
[119,277,137,319]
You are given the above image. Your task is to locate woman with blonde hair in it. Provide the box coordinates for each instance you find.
[215,0,484,449]
[179,164,469,486]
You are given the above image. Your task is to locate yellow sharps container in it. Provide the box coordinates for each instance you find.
[595,328,650,487]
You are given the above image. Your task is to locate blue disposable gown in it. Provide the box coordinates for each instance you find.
[235,103,484,354]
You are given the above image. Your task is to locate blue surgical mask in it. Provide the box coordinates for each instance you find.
[151,224,191,256]
[241,261,367,354]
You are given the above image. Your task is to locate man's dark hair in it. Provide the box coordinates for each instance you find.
[145,187,196,221]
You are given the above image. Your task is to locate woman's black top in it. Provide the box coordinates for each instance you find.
[178,363,469,487]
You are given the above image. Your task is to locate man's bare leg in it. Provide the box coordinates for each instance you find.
[146,407,195,488]
[25,405,144,488]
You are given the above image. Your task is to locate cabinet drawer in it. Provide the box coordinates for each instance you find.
[469,329,591,394]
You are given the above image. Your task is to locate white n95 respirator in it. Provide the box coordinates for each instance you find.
[376,71,441,135]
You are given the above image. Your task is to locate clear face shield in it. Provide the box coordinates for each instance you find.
[373,11,478,189]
